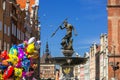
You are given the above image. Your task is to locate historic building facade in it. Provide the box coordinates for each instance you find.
[84,52,90,80]
[0,0,26,51]
[40,42,56,79]
[99,34,108,80]
[89,43,97,80]
[0,0,40,51]
[107,0,120,79]
[89,43,100,80]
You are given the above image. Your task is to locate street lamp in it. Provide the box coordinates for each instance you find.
[110,45,119,80]
[2,0,6,50]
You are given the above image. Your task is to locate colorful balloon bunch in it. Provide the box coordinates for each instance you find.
[0,37,41,80]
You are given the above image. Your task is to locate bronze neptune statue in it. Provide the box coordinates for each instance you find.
[59,20,77,50]
[51,19,77,56]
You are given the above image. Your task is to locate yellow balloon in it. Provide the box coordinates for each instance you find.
[27,53,38,59]
[27,43,35,54]
[8,54,18,65]
[0,74,3,80]
[33,50,38,54]
[14,68,22,77]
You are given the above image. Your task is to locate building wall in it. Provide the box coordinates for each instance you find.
[108,0,120,54]
[55,70,59,80]
[0,0,11,51]
[0,0,39,51]
[90,43,97,80]
[99,34,108,80]
[40,64,55,79]
[0,0,27,51]
[80,65,84,80]
[95,52,100,80]
[0,0,3,50]
[107,0,120,79]
[84,53,90,80]
[74,66,78,77]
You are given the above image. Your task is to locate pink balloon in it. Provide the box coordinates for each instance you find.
[18,48,24,59]
[22,71,26,77]
[16,61,22,68]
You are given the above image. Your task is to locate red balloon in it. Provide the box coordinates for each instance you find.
[0,50,9,59]
[3,66,14,79]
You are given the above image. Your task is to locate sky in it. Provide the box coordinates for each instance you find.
[38,0,107,57]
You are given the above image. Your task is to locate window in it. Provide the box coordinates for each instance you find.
[12,23,16,36]
[21,32,24,40]
[8,27,10,36]
[7,43,9,52]
[19,30,20,40]
[17,28,20,39]
[4,42,6,50]
[0,21,2,31]
[12,23,14,35]
[21,32,23,40]
[17,28,19,39]
[4,24,6,34]
[14,25,16,36]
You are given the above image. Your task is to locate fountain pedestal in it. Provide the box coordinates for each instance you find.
[62,50,74,57]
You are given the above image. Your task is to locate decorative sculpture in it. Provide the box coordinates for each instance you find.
[51,18,77,56]
[59,20,77,50]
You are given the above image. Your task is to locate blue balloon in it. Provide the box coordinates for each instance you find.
[17,43,25,49]
[22,59,30,71]
[0,64,7,70]
[9,45,18,55]
[12,45,18,49]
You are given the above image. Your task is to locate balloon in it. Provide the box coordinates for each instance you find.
[17,43,25,49]
[0,64,7,70]
[9,45,18,56]
[27,43,35,54]
[14,68,22,77]
[22,71,26,77]
[0,50,9,60]
[0,70,3,80]
[26,71,34,77]
[32,77,37,80]
[0,73,3,80]
[32,64,38,69]
[23,41,28,46]
[35,41,40,50]
[8,54,18,65]
[3,66,14,79]
[28,37,36,44]
[2,60,9,66]
[22,54,27,60]
[21,59,30,71]
[18,48,24,59]
[37,40,41,45]
[28,53,39,59]
[15,61,22,68]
